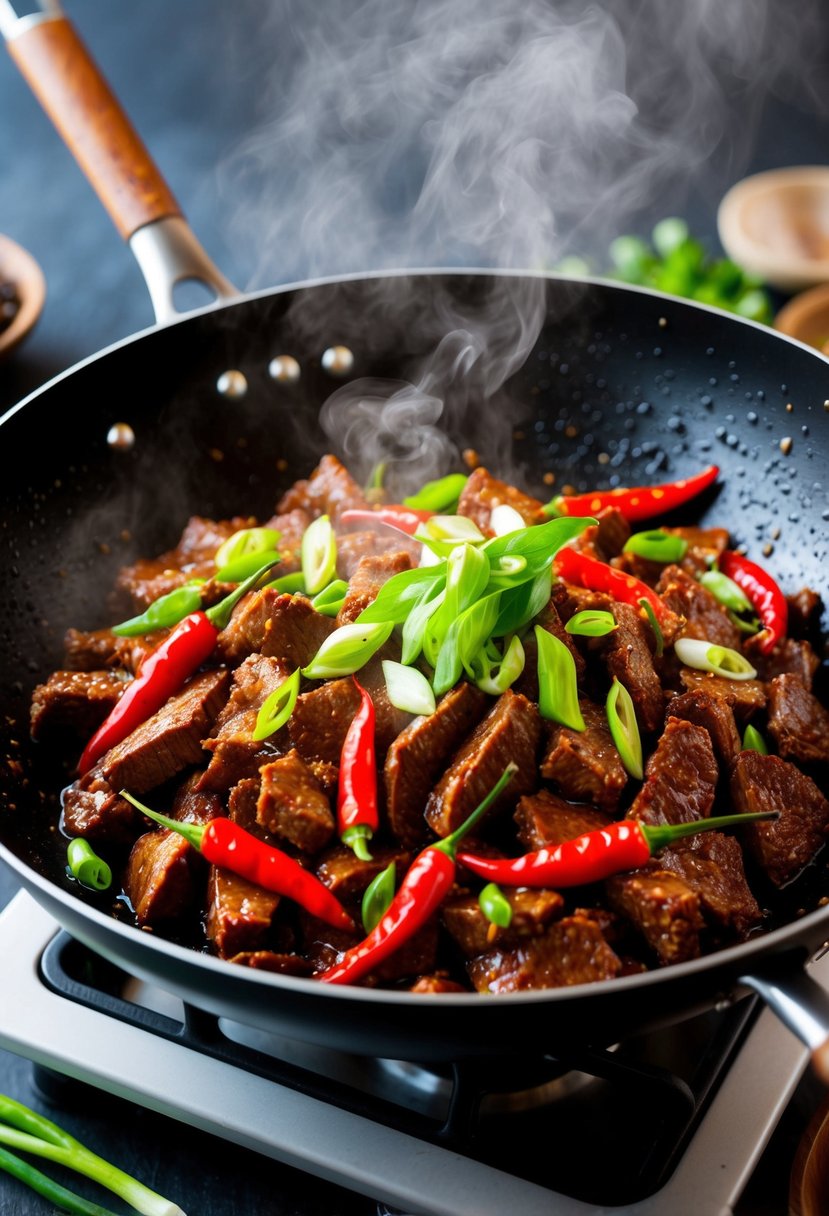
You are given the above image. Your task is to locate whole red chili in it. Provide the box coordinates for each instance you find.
[554,545,671,626]
[121,792,354,931]
[340,506,434,537]
[718,550,788,655]
[318,763,517,985]
[338,677,378,861]
[458,810,776,888]
[546,464,719,522]
[78,560,279,774]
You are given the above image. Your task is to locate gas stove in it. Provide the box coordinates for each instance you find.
[0,890,823,1215]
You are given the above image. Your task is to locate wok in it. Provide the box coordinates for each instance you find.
[1,1,829,1070]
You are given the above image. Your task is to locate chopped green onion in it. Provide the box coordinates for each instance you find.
[478,882,512,929]
[471,635,525,695]
[494,568,551,636]
[401,581,446,666]
[266,571,306,595]
[215,526,280,569]
[382,660,436,716]
[311,579,349,617]
[422,543,489,667]
[357,565,444,625]
[66,839,112,891]
[535,625,585,731]
[638,596,665,658]
[302,621,394,679]
[361,862,396,934]
[674,637,758,680]
[483,515,593,572]
[606,677,643,779]
[699,570,754,615]
[403,473,468,512]
[252,668,301,741]
[489,504,526,536]
[565,609,617,638]
[365,461,387,499]
[742,724,768,754]
[623,529,688,563]
[301,514,337,595]
[0,1144,121,1216]
[433,591,502,696]
[111,583,203,637]
[215,548,282,583]
[415,513,485,556]
[487,554,528,586]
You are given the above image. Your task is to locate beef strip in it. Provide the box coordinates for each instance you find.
[115,515,250,610]
[515,789,612,850]
[216,589,335,665]
[257,749,335,853]
[276,454,369,524]
[442,888,565,957]
[730,750,829,886]
[540,698,627,812]
[628,717,718,828]
[30,669,130,741]
[659,832,761,939]
[384,682,488,847]
[197,655,293,793]
[335,529,421,580]
[467,914,622,992]
[62,772,139,844]
[744,635,820,691]
[601,602,666,731]
[678,668,767,718]
[315,843,414,906]
[424,690,542,838]
[289,661,410,766]
[336,550,413,626]
[606,869,704,965]
[63,627,159,675]
[786,587,824,644]
[656,565,743,650]
[595,507,631,559]
[456,466,546,535]
[767,673,829,764]
[663,689,742,765]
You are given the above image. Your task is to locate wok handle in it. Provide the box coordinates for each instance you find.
[3,5,237,322]
[741,955,829,1084]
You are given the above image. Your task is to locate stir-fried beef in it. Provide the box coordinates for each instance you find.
[289,662,410,766]
[540,698,627,812]
[257,750,335,853]
[595,507,631,559]
[315,843,414,905]
[336,550,413,626]
[63,627,160,675]
[602,602,666,731]
[456,466,546,535]
[62,772,139,844]
[259,508,312,575]
[442,888,565,957]
[115,515,250,610]
[197,655,293,793]
[301,911,439,983]
[786,586,824,643]
[276,454,369,524]
[217,589,335,665]
[730,751,829,887]
[657,565,742,650]
[335,530,421,580]
[672,526,730,576]
[628,717,718,828]
[515,789,611,850]
[30,669,130,741]
[659,833,761,939]
[384,682,488,847]
[409,975,468,994]
[425,690,542,838]
[744,635,820,691]
[678,668,767,718]
[766,674,829,765]
[663,689,741,765]
[607,869,704,965]
[467,914,622,992]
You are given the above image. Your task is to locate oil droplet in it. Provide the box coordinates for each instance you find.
[106,422,135,451]
[322,345,355,376]
[268,355,301,383]
[217,370,248,399]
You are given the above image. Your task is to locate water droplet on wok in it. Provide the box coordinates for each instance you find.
[268,355,301,383]
[217,370,247,398]
[106,423,135,451]
[322,345,354,376]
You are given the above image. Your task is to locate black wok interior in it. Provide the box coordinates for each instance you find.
[1,271,828,1060]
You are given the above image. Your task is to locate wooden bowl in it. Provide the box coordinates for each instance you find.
[790,1092,829,1215]
[0,233,46,359]
[775,283,829,355]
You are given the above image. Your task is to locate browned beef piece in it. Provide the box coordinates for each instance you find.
[257,750,335,853]
[306,758,339,797]
[515,789,611,850]
[467,914,622,992]
[227,951,313,976]
[659,833,761,939]
[664,689,741,765]
[171,773,223,825]
[276,454,369,524]
[628,717,718,828]
[301,912,439,983]
[124,829,198,926]
[289,662,410,765]
[656,565,742,650]
[205,784,281,958]
[767,674,829,764]
[730,751,829,886]
[595,507,631,559]
[384,682,488,847]
[786,587,824,643]
[259,508,312,575]
[217,590,335,665]
[550,580,613,623]
[456,466,546,535]
[425,690,542,838]
[744,636,820,691]
[335,529,421,580]
[672,526,730,576]
[115,515,250,610]
[409,975,469,993]
[678,668,766,719]
[607,869,704,965]
[97,670,230,793]
[442,888,565,957]
[315,843,414,905]
[197,655,293,793]
[602,602,665,732]
[336,550,413,626]
[63,627,158,675]
[30,670,130,741]
[62,772,140,844]
[540,699,627,812]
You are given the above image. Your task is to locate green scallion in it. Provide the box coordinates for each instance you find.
[382,660,436,717]
[403,472,468,513]
[565,609,617,638]
[0,1144,121,1216]
[215,526,280,569]
[311,579,349,617]
[472,635,525,696]
[66,839,112,892]
[266,571,306,595]
[489,504,527,536]
[301,514,337,595]
[673,637,758,680]
[535,625,585,731]
[433,591,502,696]
[252,669,301,741]
[638,596,665,658]
[215,548,282,584]
[478,882,512,929]
[302,621,394,679]
[742,724,768,754]
[606,677,643,780]
[623,529,688,563]
[361,862,396,934]
[699,569,754,615]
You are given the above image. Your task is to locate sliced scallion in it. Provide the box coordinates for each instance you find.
[606,677,643,779]
[565,609,617,638]
[433,591,502,695]
[311,579,349,617]
[302,621,394,679]
[472,635,525,696]
[478,882,512,929]
[403,472,468,513]
[674,637,757,680]
[357,565,444,625]
[489,503,526,536]
[638,596,664,658]
[266,571,306,595]
[215,526,280,569]
[301,514,337,595]
[535,625,585,731]
[415,513,486,557]
[401,582,446,666]
[361,861,396,934]
[215,548,282,584]
[382,660,436,716]
[494,568,551,637]
[252,668,301,741]
[487,554,528,586]
[66,839,112,892]
[742,724,768,754]
[699,569,754,615]
[623,529,688,563]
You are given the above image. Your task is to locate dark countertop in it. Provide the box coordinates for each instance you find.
[1,3,828,1213]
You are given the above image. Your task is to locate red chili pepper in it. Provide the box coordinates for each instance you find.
[458,810,777,888]
[340,506,433,537]
[78,560,279,774]
[554,545,671,626]
[338,677,378,861]
[547,464,719,522]
[718,550,788,655]
[318,763,517,985]
[121,792,354,931]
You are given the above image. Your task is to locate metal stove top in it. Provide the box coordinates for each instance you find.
[0,891,822,1216]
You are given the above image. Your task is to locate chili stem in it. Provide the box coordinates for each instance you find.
[642,811,774,852]
[434,762,518,858]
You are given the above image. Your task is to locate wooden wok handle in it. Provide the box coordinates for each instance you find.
[6,14,181,240]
